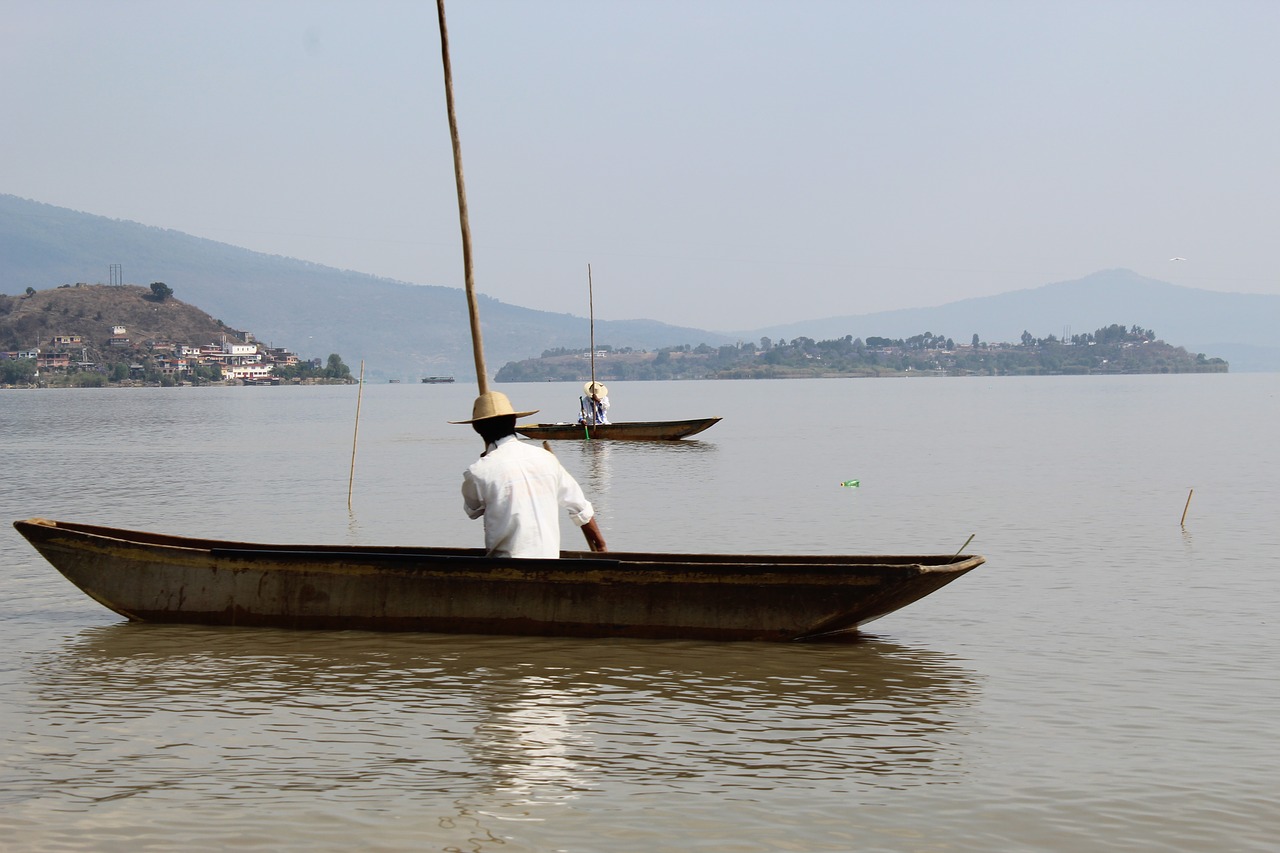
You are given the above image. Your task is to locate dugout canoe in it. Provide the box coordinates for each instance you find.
[516,417,722,441]
[13,518,981,642]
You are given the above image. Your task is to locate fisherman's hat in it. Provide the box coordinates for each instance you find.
[450,391,538,424]
[584,381,608,398]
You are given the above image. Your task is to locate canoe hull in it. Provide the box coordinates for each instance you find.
[14,518,981,642]
[516,417,721,441]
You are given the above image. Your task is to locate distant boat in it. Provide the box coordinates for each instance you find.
[421,376,455,384]
[13,518,983,641]
[388,379,401,383]
[526,267,720,441]
[241,376,280,386]
[517,416,721,442]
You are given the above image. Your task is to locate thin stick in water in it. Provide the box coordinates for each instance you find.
[348,360,365,511]
[1181,488,1194,527]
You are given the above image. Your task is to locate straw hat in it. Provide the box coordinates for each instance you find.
[449,391,538,424]
[584,381,608,398]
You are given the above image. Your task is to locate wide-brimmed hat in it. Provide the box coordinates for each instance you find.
[449,391,539,424]
[584,381,608,398]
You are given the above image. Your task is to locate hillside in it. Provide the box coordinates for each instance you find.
[0,194,727,381]
[0,284,247,358]
[747,269,1280,371]
[3,194,1276,375]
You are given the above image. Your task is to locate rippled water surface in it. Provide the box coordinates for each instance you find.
[2,377,1277,851]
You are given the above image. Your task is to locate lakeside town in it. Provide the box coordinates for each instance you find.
[2,284,1228,388]
[1,325,340,384]
[0,283,353,387]
[0,326,351,387]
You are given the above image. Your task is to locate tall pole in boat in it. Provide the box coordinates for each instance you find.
[588,263,596,397]
[435,0,488,393]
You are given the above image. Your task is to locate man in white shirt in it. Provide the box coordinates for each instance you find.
[453,391,607,558]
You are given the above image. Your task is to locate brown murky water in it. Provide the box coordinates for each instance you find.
[2,376,1277,851]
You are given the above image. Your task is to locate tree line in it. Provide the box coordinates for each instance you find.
[494,324,1227,382]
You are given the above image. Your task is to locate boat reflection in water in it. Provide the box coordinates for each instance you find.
[569,435,719,501]
[28,623,980,804]
[15,622,980,848]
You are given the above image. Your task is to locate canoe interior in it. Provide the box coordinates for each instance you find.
[14,518,976,570]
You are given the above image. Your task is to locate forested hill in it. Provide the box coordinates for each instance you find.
[496,324,1228,381]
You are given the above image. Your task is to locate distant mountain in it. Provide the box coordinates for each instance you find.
[744,269,1280,371]
[0,195,729,381]
[3,194,1275,375]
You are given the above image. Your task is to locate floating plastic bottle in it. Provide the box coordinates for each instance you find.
[839,479,860,488]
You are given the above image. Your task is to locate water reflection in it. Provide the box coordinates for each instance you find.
[24,624,981,815]
[580,438,615,497]
[563,438,720,516]
[345,508,363,544]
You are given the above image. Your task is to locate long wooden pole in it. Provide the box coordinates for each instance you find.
[588,263,596,394]
[435,0,488,393]
[586,264,596,437]
[1181,488,1194,527]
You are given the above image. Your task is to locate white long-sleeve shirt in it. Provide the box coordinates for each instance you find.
[461,435,595,558]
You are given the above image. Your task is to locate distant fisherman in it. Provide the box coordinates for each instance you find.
[580,381,610,425]
[454,391,607,558]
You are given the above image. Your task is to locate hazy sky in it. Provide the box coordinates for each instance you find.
[5,1,1278,331]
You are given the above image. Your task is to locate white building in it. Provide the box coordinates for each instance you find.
[223,363,275,380]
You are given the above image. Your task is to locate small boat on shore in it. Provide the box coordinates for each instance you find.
[517,416,721,441]
[13,518,982,641]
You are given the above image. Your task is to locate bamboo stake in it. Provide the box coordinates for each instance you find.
[435,0,488,392]
[348,360,365,510]
[1180,488,1194,527]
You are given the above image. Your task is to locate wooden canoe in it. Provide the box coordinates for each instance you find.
[14,518,982,642]
[516,417,722,441]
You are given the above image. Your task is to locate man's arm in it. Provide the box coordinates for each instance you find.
[579,517,607,552]
[461,470,486,519]
[542,442,606,552]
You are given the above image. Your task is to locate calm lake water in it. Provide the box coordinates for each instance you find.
[2,376,1277,852]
